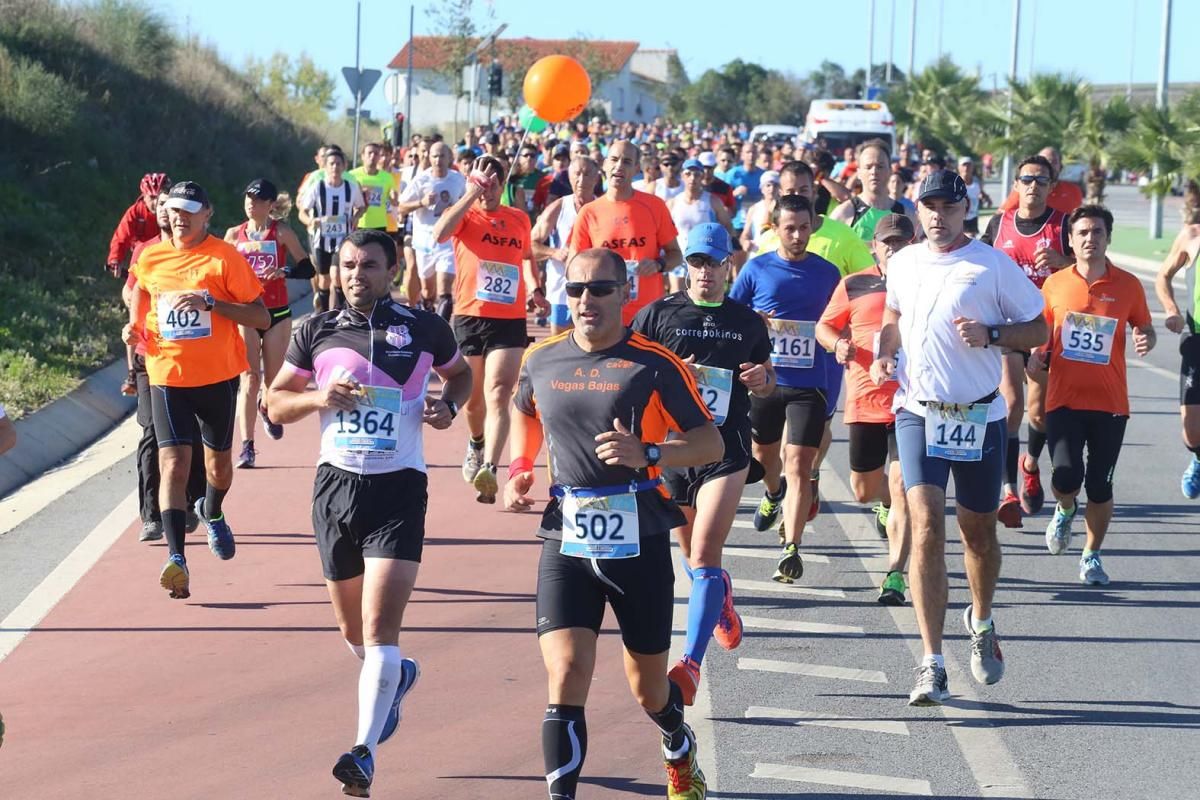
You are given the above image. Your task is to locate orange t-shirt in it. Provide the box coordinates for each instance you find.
[999,181,1083,214]
[1041,263,1152,416]
[131,235,264,387]
[449,204,537,319]
[817,265,898,424]
[125,237,167,357]
[568,191,678,324]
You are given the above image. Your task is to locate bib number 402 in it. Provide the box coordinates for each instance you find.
[163,308,201,328]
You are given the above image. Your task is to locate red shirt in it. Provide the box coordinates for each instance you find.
[108,197,160,265]
[992,208,1069,288]
[233,221,289,309]
[999,181,1083,215]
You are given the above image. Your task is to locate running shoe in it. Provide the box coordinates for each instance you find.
[139,520,163,542]
[772,543,803,583]
[258,401,283,440]
[194,497,236,560]
[1079,554,1110,586]
[962,605,1005,685]
[462,441,484,483]
[185,510,200,533]
[332,744,374,798]
[712,571,743,651]
[878,571,906,606]
[752,477,785,531]
[1019,457,1045,515]
[1182,456,1200,500]
[235,440,256,469]
[159,554,190,600]
[473,462,498,504]
[871,502,889,538]
[377,657,420,745]
[908,663,950,706]
[1045,502,1076,555]
[664,723,706,800]
[997,490,1022,528]
[668,657,701,707]
[807,475,820,522]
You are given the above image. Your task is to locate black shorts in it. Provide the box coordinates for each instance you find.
[1181,334,1200,406]
[1045,407,1127,504]
[313,249,335,276]
[312,464,429,581]
[847,421,897,473]
[453,314,528,357]
[750,386,828,448]
[256,305,292,336]
[964,216,980,235]
[150,377,239,451]
[535,534,674,655]
[663,425,752,507]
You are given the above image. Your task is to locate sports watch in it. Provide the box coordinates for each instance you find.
[644,443,662,467]
[987,326,1001,347]
[201,290,215,311]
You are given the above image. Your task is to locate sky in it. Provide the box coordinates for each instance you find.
[155,0,1199,122]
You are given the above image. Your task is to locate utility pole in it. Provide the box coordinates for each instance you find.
[1150,0,1172,239]
[866,0,875,97]
[1000,0,1020,194]
[907,0,917,80]
[351,0,362,166]
[406,4,414,143]
[887,0,896,83]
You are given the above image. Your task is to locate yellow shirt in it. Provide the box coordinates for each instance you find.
[756,215,875,276]
[347,168,398,231]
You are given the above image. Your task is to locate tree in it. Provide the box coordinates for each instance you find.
[244,52,336,129]
[424,0,492,137]
[806,61,860,99]
[1065,94,1134,204]
[1110,102,1200,198]
[886,57,993,156]
[989,73,1088,159]
[670,59,805,126]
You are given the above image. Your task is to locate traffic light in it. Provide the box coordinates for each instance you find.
[488,61,502,97]
[391,112,405,147]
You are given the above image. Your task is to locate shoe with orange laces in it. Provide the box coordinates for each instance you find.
[997,490,1022,528]
[667,657,701,706]
[712,570,742,651]
[664,723,707,800]
[1019,456,1045,515]
[807,475,821,522]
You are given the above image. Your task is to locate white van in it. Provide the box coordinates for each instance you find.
[748,124,801,147]
[802,99,897,156]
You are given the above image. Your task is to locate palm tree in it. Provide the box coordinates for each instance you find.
[1110,102,1200,199]
[887,57,995,157]
[1064,95,1133,204]
[988,73,1088,159]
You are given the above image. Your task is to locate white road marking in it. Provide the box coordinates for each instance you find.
[819,469,1033,798]
[737,657,887,684]
[733,578,845,598]
[745,705,909,736]
[0,489,137,663]
[730,518,766,529]
[751,762,932,795]
[1128,358,1178,382]
[723,546,830,564]
[741,615,863,635]
[669,546,720,793]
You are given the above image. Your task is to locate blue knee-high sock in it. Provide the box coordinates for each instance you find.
[683,567,726,665]
[679,554,695,580]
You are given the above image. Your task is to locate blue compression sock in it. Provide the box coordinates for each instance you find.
[679,554,695,581]
[683,567,727,665]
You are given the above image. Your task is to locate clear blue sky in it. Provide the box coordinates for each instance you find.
[156,0,1198,120]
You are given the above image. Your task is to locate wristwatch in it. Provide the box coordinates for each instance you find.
[444,399,458,419]
[201,290,215,311]
[987,326,1001,347]
[644,443,662,467]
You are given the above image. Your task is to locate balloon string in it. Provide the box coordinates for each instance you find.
[505,126,532,186]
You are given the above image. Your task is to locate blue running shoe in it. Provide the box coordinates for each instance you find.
[332,744,374,798]
[194,497,236,560]
[159,554,190,600]
[1045,502,1076,555]
[378,657,421,745]
[1182,457,1200,500]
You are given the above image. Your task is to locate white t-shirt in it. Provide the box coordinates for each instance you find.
[655,180,685,202]
[885,238,1045,422]
[399,169,467,247]
[964,180,982,221]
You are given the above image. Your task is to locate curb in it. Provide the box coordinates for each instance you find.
[0,280,314,500]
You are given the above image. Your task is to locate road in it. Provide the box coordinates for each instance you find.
[1,261,1197,799]
[981,180,1184,229]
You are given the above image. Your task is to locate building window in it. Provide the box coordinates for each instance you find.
[617,87,625,112]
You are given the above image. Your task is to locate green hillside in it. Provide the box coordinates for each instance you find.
[0,0,322,417]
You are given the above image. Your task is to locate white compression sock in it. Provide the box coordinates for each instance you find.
[355,645,403,753]
[346,641,366,660]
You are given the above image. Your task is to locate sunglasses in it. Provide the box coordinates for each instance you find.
[685,255,727,269]
[1018,175,1051,186]
[564,280,624,298]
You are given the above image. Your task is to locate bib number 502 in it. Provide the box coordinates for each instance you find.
[573,513,625,541]
[336,408,395,437]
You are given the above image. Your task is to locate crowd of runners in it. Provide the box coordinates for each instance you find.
[99,113,1199,798]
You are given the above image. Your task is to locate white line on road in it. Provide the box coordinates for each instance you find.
[669,546,720,794]
[741,615,863,635]
[1129,357,1178,382]
[745,705,909,736]
[733,578,845,598]
[738,657,887,683]
[723,545,831,564]
[0,489,137,663]
[751,761,932,795]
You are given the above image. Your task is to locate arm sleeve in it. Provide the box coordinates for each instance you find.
[398,176,421,203]
[628,302,656,337]
[980,214,1001,246]
[429,314,462,368]
[818,281,852,331]
[728,265,754,307]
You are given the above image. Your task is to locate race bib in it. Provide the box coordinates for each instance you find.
[560,491,640,559]
[157,292,211,341]
[695,365,733,425]
[364,187,383,208]
[319,215,348,239]
[475,261,520,304]
[924,402,987,462]
[330,385,403,453]
[767,318,816,369]
[625,260,639,301]
[1061,312,1117,365]
[237,239,278,279]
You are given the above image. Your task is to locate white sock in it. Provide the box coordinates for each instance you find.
[356,645,403,753]
[346,641,366,660]
[972,615,993,632]
[922,653,945,669]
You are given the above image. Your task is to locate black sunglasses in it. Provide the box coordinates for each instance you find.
[1017,175,1051,186]
[565,280,624,298]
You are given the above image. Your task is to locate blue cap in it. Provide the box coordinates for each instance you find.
[681,157,704,172]
[685,223,732,260]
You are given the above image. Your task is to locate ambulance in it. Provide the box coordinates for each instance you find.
[802,99,897,155]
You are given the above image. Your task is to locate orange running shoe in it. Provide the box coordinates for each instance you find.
[712,570,743,651]
[668,657,701,706]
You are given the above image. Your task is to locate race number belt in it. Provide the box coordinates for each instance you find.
[921,396,994,462]
[157,292,212,341]
[552,478,660,560]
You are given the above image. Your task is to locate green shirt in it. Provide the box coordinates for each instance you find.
[347,168,397,231]
[756,216,875,276]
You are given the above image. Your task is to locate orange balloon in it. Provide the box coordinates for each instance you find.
[523,55,591,124]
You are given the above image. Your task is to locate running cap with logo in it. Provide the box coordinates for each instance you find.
[873,212,915,243]
[698,151,717,168]
[916,169,968,204]
[684,222,732,260]
[957,155,973,166]
[760,169,781,187]
[245,178,278,202]
[164,181,210,213]
[682,158,704,172]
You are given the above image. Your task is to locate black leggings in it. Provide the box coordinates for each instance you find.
[1046,408,1128,504]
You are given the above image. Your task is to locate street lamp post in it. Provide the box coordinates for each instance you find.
[1000,0,1020,194]
[1150,0,1172,239]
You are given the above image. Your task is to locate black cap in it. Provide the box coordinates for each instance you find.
[552,143,570,158]
[917,169,968,204]
[164,181,210,213]
[245,178,278,202]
